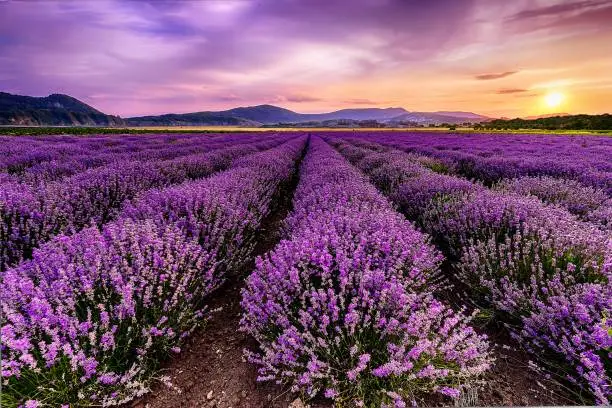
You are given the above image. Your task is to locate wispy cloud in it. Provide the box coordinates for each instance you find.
[514,93,539,98]
[504,0,612,33]
[507,0,608,21]
[496,88,528,94]
[285,94,321,103]
[475,71,518,80]
[343,98,383,105]
[215,93,241,102]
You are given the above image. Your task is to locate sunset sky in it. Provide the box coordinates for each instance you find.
[1,0,611,118]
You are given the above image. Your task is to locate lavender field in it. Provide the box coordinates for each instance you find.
[1,131,610,407]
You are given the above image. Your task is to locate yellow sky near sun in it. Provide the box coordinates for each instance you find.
[279,71,610,118]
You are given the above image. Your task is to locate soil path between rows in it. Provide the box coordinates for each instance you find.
[132,275,300,408]
[436,261,577,407]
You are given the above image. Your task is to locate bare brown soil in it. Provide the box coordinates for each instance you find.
[132,275,303,408]
[474,328,576,406]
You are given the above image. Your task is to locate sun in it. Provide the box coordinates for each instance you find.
[544,91,564,108]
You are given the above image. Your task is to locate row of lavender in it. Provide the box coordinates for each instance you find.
[328,136,611,405]
[346,133,612,230]
[0,133,241,169]
[340,132,612,228]
[1,133,270,184]
[241,137,492,406]
[358,131,611,190]
[1,136,306,407]
[0,134,290,270]
[0,133,189,177]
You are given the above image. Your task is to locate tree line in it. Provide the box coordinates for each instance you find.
[476,114,612,131]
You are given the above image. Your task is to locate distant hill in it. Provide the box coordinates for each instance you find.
[221,104,302,123]
[300,107,409,122]
[0,92,125,126]
[127,105,411,126]
[482,114,612,130]
[128,105,488,126]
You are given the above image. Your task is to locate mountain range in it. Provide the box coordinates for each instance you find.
[127,105,490,126]
[0,92,490,127]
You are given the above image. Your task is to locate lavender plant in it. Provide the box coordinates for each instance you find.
[122,138,306,277]
[0,137,287,271]
[241,138,492,406]
[1,220,216,407]
[339,131,612,194]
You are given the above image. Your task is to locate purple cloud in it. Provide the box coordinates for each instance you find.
[214,94,242,102]
[504,0,612,33]
[507,0,608,21]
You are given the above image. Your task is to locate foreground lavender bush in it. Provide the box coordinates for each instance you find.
[421,190,608,297]
[521,279,611,405]
[330,139,611,404]
[455,211,611,404]
[1,220,216,407]
[241,138,492,406]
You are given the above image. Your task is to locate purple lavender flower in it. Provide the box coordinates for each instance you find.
[241,138,491,406]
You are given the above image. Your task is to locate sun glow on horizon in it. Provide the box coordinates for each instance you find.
[544,91,565,109]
